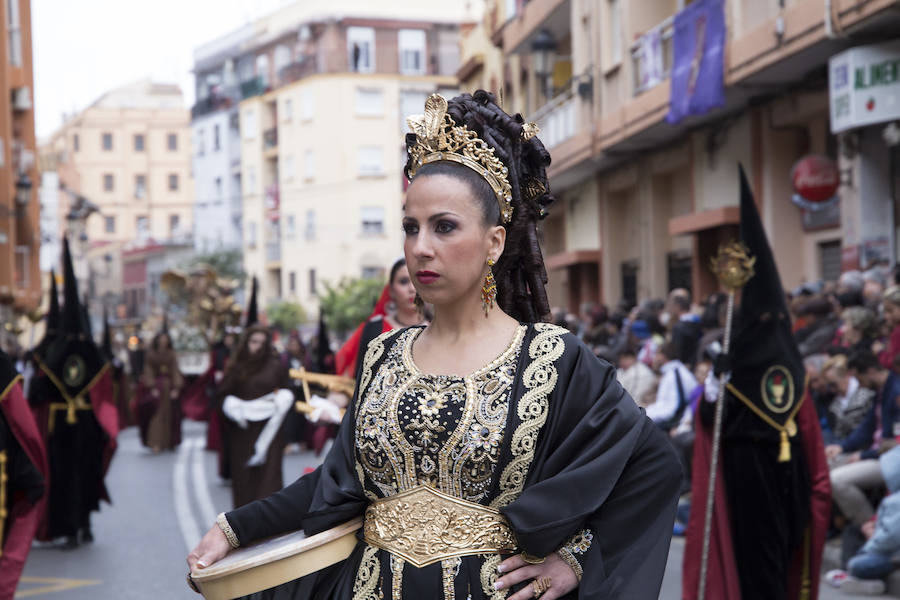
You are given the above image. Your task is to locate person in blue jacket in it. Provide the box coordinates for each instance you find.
[839,444,900,594]
[827,351,900,527]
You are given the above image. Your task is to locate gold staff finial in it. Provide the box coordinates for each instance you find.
[710,241,755,292]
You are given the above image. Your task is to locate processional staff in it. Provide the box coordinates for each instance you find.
[697,242,755,600]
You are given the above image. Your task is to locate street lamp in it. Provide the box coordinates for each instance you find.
[531,28,558,99]
[14,173,32,206]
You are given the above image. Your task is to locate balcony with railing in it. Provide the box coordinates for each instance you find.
[265,241,281,265]
[630,16,674,96]
[240,76,266,99]
[263,127,278,153]
[191,91,238,119]
[531,86,577,150]
[278,59,318,86]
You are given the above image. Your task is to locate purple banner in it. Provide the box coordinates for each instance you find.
[666,0,726,124]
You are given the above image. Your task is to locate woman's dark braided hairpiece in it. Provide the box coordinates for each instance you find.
[404,90,555,323]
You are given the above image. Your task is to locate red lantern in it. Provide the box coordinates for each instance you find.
[791,155,839,203]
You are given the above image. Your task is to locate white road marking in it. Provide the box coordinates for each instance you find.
[173,440,202,552]
[191,437,219,529]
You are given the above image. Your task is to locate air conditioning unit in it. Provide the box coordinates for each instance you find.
[12,86,31,111]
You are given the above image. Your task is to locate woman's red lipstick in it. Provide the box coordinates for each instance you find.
[416,271,440,284]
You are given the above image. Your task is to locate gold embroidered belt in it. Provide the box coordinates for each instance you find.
[363,485,517,568]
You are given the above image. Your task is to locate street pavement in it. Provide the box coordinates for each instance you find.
[16,420,891,599]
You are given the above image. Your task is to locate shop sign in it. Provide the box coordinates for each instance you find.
[790,155,839,211]
[830,40,900,133]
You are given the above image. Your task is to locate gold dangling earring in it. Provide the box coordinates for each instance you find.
[481,259,497,317]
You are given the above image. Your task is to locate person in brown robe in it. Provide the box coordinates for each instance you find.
[218,325,291,508]
[136,332,184,452]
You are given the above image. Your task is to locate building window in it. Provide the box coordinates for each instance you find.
[347,26,375,73]
[104,216,116,233]
[309,268,317,295]
[73,134,80,152]
[274,44,291,82]
[355,87,384,116]
[248,221,258,247]
[214,176,223,199]
[285,214,296,239]
[243,109,257,140]
[305,209,315,240]
[213,124,220,152]
[398,29,426,75]
[284,155,295,181]
[358,146,384,176]
[135,174,146,198]
[361,206,385,235]
[134,134,145,152]
[170,214,180,235]
[304,150,315,180]
[608,0,622,66]
[283,98,293,122]
[103,173,114,191]
[7,0,22,67]
[167,133,178,151]
[196,129,205,156]
[256,54,270,87]
[400,91,429,133]
[168,173,179,191]
[102,132,113,151]
[820,240,842,282]
[300,88,314,121]
[136,216,149,236]
[289,271,296,293]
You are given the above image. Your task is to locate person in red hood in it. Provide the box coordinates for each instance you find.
[0,346,48,599]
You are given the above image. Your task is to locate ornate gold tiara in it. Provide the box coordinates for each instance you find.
[407,94,518,224]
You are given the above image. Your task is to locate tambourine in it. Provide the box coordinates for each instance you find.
[188,518,362,600]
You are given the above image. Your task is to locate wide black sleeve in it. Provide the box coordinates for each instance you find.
[501,334,682,598]
[223,332,401,545]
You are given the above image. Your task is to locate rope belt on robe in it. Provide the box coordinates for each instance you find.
[222,389,294,467]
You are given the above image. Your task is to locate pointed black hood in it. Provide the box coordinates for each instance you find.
[61,237,89,336]
[33,238,108,404]
[161,312,170,335]
[725,165,805,430]
[81,294,94,342]
[313,310,333,373]
[245,276,259,327]
[34,270,61,357]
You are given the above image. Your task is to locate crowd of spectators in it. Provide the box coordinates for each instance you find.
[551,263,900,595]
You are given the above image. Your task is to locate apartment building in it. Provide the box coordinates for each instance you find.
[42,80,194,245]
[463,0,900,311]
[210,0,477,312]
[0,0,40,347]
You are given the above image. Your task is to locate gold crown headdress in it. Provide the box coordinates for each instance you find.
[407,94,518,224]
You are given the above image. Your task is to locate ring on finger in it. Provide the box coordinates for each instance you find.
[532,576,552,597]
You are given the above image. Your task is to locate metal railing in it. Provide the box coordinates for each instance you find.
[530,86,577,149]
[630,16,675,96]
[191,92,237,119]
[278,59,318,86]
[263,128,278,150]
[240,76,266,99]
[266,241,281,263]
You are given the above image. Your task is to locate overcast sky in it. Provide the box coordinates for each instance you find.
[33,0,292,139]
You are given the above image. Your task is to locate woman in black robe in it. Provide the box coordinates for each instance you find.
[188,91,681,599]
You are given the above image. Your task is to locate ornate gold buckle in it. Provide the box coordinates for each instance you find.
[363,485,517,568]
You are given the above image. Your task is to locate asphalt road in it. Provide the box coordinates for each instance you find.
[17,421,889,599]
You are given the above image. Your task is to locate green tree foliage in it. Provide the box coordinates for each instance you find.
[267,301,306,333]
[320,277,385,337]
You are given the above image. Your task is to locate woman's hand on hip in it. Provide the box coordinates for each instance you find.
[186,524,231,572]
[494,552,578,600]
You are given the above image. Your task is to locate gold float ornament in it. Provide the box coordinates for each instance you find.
[710,241,755,292]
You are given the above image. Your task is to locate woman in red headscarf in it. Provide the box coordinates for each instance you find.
[334,258,423,378]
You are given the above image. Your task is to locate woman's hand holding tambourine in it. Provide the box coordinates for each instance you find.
[187,524,232,573]
[494,552,578,599]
